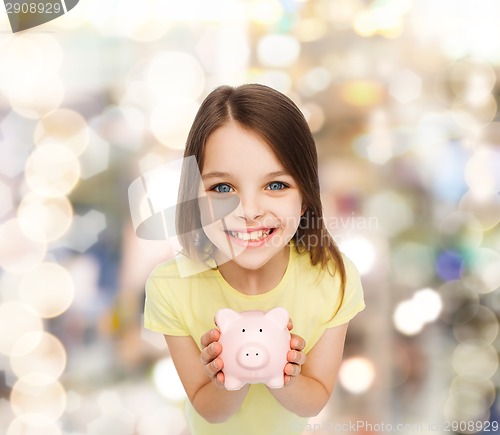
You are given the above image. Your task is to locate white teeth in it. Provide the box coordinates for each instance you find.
[228,229,272,241]
[250,231,261,241]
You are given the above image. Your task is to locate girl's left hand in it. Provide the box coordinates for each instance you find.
[285,319,307,386]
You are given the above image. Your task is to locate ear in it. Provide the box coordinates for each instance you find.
[215,308,240,333]
[265,307,289,329]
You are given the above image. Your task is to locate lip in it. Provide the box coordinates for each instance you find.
[225,226,275,233]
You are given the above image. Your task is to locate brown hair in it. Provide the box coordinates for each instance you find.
[176,84,346,293]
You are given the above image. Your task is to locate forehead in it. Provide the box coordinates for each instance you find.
[202,123,284,173]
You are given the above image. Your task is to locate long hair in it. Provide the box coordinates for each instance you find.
[176,84,346,294]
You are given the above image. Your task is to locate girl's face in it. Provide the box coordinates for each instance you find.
[199,122,305,271]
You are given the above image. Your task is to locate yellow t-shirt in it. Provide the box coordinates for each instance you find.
[144,245,365,435]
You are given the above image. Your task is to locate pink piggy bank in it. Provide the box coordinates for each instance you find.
[215,307,291,391]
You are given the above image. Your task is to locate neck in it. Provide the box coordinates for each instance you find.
[217,245,290,295]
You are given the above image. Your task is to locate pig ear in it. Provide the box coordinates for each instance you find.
[215,308,240,333]
[265,307,289,329]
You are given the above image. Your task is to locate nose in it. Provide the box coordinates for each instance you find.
[237,343,269,369]
[235,192,264,221]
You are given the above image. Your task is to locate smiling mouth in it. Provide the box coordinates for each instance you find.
[224,228,276,242]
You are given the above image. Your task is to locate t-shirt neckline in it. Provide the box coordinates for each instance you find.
[214,244,295,300]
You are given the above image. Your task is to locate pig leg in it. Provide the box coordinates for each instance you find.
[266,375,284,389]
[224,375,245,391]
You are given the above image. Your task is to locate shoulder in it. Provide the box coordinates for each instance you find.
[148,257,181,279]
[146,255,195,296]
[331,253,365,325]
[290,246,358,285]
[291,247,364,305]
[145,258,180,303]
[341,253,362,284]
[146,256,184,290]
[148,254,216,281]
[146,255,220,298]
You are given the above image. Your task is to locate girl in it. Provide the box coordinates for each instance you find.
[144,84,365,434]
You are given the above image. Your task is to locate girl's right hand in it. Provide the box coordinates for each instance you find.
[200,328,225,388]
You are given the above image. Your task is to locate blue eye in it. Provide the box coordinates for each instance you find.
[267,181,286,191]
[212,184,233,193]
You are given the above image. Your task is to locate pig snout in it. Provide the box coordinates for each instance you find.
[237,343,270,369]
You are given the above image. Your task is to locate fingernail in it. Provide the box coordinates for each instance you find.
[210,329,215,339]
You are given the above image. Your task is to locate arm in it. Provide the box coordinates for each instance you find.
[268,323,349,417]
[164,333,250,423]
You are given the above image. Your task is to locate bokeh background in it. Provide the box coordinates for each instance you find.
[0,0,499,434]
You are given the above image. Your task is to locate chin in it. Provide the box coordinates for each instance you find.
[229,253,274,271]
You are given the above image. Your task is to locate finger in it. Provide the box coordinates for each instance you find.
[200,341,222,365]
[200,329,220,349]
[287,349,307,366]
[204,356,224,379]
[214,371,225,388]
[209,362,226,389]
[284,362,301,377]
[287,318,293,331]
[290,334,306,351]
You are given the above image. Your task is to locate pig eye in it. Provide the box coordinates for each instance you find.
[259,329,263,332]
[242,329,245,332]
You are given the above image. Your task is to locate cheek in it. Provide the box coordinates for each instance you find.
[273,205,302,233]
[277,194,303,219]
[199,194,241,227]
[201,219,224,244]
[197,195,220,240]
[286,215,302,232]
[201,221,227,252]
[199,194,226,228]
[199,198,214,227]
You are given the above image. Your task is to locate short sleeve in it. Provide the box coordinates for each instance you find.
[143,264,190,336]
[325,255,365,327]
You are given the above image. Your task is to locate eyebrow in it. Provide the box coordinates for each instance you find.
[201,170,291,180]
[201,171,231,180]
